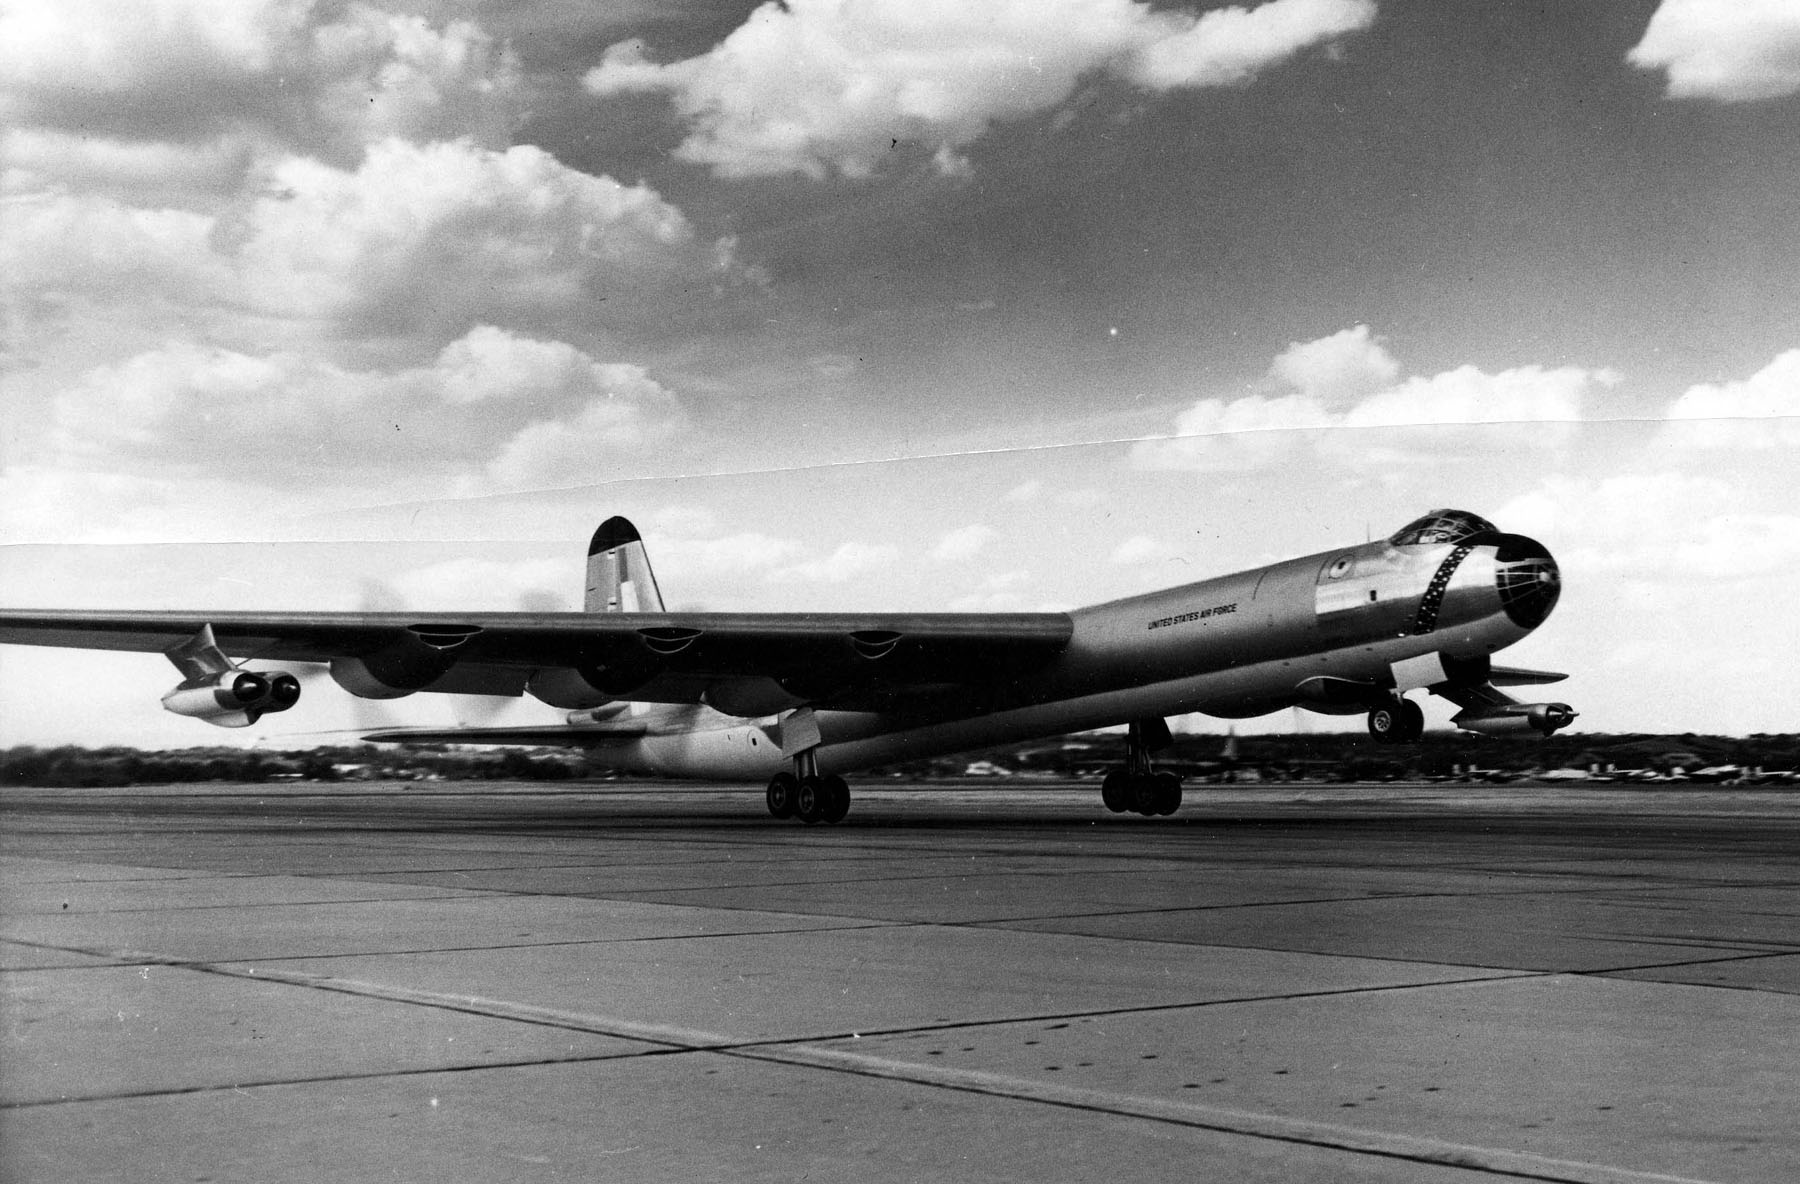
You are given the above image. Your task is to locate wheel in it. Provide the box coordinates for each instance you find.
[820,774,850,824]
[1394,698,1424,742]
[1129,773,1160,815]
[795,776,825,824]
[1151,771,1183,816]
[1101,770,1130,812]
[1368,699,1425,743]
[766,773,798,819]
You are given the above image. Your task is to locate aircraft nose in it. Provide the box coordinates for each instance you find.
[1491,534,1561,628]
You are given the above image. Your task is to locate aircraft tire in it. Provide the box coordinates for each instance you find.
[821,775,850,824]
[766,773,798,819]
[1152,772,1183,816]
[1101,770,1130,812]
[795,776,826,825]
[1129,774,1161,816]
[1368,698,1426,744]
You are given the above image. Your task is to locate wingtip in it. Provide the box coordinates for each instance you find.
[589,516,641,556]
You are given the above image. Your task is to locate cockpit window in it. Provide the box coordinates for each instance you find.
[1389,509,1499,547]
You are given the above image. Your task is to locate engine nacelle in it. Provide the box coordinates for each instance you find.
[162,669,302,728]
[1453,702,1577,737]
[329,625,481,700]
[529,667,619,710]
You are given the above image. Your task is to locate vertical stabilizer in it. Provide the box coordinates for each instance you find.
[586,516,666,613]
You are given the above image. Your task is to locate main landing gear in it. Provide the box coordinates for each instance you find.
[1366,696,1424,743]
[765,749,850,825]
[1101,717,1183,817]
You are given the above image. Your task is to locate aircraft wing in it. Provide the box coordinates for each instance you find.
[0,608,1075,713]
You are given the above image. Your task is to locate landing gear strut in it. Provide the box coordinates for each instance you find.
[1367,696,1424,743]
[1101,717,1183,817]
[767,748,850,825]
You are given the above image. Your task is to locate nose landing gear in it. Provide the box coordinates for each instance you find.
[1101,717,1184,817]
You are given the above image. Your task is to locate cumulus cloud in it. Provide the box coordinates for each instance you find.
[659,532,808,579]
[1342,364,1610,429]
[1110,535,1179,565]
[1124,0,1378,89]
[4,138,735,343]
[0,1,765,550]
[1135,327,1616,471]
[228,138,721,337]
[385,557,572,611]
[1499,473,1800,584]
[1268,324,1399,404]
[932,523,995,562]
[1661,348,1800,449]
[0,0,527,171]
[1,129,254,200]
[48,326,686,486]
[302,6,528,158]
[1133,392,1332,470]
[0,0,302,138]
[948,569,1033,611]
[585,0,1376,178]
[1627,0,1800,102]
[0,0,754,352]
[0,465,196,545]
[0,189,228,313]
[773,541,901,583]
[484,373,686,490]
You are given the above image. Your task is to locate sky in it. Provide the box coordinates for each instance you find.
[3,0,1799,747]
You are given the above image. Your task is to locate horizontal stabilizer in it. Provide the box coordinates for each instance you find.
[364,724,647,747]
[1488,666,1568,687]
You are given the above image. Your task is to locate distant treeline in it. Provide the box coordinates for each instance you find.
[4,731,1798,789]
[0,745,592,789]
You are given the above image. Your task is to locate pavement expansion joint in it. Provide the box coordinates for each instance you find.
[733,1042,1719,1184]
[0,1050,652,1111]
[1577,947,1800,983]
[21,892,495,918]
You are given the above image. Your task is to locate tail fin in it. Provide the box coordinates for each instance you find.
[585,516,666,613]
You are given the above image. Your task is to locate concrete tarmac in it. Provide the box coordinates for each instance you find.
[2,779,1796,1183]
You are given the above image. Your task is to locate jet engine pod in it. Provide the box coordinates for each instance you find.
[261,671,302,713]
[162,670,268,719]
[1453,701,1577,737]
[161,668,302,727]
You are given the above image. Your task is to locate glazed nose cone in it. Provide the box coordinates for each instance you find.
[1492,534,1561,629]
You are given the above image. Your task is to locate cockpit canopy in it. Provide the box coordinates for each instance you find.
[1389,509,1499,547]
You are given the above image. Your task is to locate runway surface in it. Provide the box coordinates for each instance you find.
[2,778,1797,1183]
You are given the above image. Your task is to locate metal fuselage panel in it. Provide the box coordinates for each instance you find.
[598,537,1541,781]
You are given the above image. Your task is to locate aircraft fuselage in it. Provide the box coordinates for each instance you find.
[612,527,1555,780]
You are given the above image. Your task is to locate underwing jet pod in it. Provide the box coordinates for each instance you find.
[0,509,1575,822]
